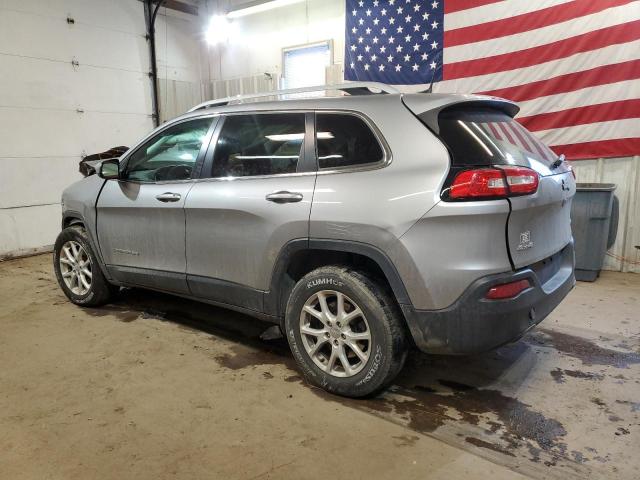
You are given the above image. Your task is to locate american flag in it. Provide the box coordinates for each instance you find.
[344,0,640,160]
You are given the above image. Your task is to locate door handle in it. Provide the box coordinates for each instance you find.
[265,191,303,203]
[155,192,181,202]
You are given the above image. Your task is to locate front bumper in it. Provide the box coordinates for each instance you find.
[401,241,575,355]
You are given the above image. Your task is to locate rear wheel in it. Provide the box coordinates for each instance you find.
[285,266,407,397]
[53,226,116,306]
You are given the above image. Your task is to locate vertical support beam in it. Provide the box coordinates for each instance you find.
[145,0,166,127]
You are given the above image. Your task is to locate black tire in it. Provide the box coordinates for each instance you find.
[284,266,407,398]
[53,225,117,307]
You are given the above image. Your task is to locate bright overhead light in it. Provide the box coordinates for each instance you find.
[205,15,238,45]
[226,0,306,19]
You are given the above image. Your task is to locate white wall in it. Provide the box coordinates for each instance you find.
[205,0,344,82]
[0,0,206,258]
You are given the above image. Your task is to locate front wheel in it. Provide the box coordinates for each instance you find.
[284,266,407,397]
[53,226,116,306]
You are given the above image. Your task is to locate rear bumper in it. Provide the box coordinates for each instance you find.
[401,241,575,354]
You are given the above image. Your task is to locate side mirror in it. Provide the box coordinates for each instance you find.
[99,159,120,179]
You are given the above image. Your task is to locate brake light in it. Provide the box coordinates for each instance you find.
[449,169,507,198]
[501,166,539,195]
[485,279,531,300]
[449,166,538,200]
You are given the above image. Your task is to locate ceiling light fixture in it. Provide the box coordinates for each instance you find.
[226,0,306,19]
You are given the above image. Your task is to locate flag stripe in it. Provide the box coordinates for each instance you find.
[519,99,640,132]
[480,60,640,102]
[439,41,640,93]
[445,0,574,30]
[444,0,630,47]
[444,0,502,14]
[444,20,640,79]
[550,138,640,160]
[535,119,638,146]
[516,79,639,118]
[444,5,636,63]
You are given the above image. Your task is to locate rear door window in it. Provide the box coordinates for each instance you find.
[210,113,306,178]
[315,113,384,169]
[431,108,559,173]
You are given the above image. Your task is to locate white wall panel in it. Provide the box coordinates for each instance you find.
[0,157,80,209]
[0,55,152,113]
[0,0,207,257]
[0,204,62,257]
[0,9,150,73]
[0,0,146,35]
[0,108,151,158]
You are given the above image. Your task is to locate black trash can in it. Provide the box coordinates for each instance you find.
[570,183,618,281]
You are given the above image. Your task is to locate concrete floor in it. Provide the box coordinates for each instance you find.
[1,255,638,480]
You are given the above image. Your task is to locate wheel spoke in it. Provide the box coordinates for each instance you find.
[345,341,368,363]
[317,292,335,322]
[79,274,91,291]
[60,257,72,266]
[62,270,73,278]
[82,267,92,278]
[308,338,328,357]
[342,307,363,325]
[336,292,345,319]
[345,330,370,342]
[303,305,324,321]
[338,347,353,376]
[300,325,325,337]
[63,247,75,264]
[326,346,338,371]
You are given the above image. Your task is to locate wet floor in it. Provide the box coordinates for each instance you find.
[79,277,640,479]
[1,255,639,479]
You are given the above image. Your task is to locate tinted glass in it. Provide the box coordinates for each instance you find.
[125,117,212,181]
[432,108,559,170]
[316,114,384,169]
[211,113,305,178]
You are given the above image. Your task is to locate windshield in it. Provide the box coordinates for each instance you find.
[429,108,563,175]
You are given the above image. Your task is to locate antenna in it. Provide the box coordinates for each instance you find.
[424,49,444,94]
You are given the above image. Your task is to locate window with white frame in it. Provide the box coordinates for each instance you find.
[282,41,332,90]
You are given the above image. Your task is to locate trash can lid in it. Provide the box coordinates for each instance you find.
[576,183,616,192]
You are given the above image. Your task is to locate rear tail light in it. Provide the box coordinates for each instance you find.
[485,279,531,300]
[448,166,539,200]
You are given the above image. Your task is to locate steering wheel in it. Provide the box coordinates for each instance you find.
[154,164,192,181]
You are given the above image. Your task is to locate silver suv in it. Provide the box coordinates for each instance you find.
[54,83,576,397]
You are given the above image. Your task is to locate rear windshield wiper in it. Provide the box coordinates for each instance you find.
[550,154,565,170]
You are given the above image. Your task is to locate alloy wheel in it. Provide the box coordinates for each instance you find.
[299,290,371,377]
[59,240,92,296]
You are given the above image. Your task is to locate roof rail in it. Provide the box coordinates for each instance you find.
[187,82,400,112]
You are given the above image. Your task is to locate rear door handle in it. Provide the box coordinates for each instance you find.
[265,191,304,203]
[155,192,181,202]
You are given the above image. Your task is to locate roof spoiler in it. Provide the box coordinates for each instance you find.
[402,94,520,135]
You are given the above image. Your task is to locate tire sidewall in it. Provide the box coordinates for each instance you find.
[53,227,101,305]
[285,268,395,397]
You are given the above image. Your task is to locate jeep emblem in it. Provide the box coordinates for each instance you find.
[517,230,534,251]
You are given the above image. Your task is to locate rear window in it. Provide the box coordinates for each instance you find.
[430,108,558,169]
[316,113,384,169]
